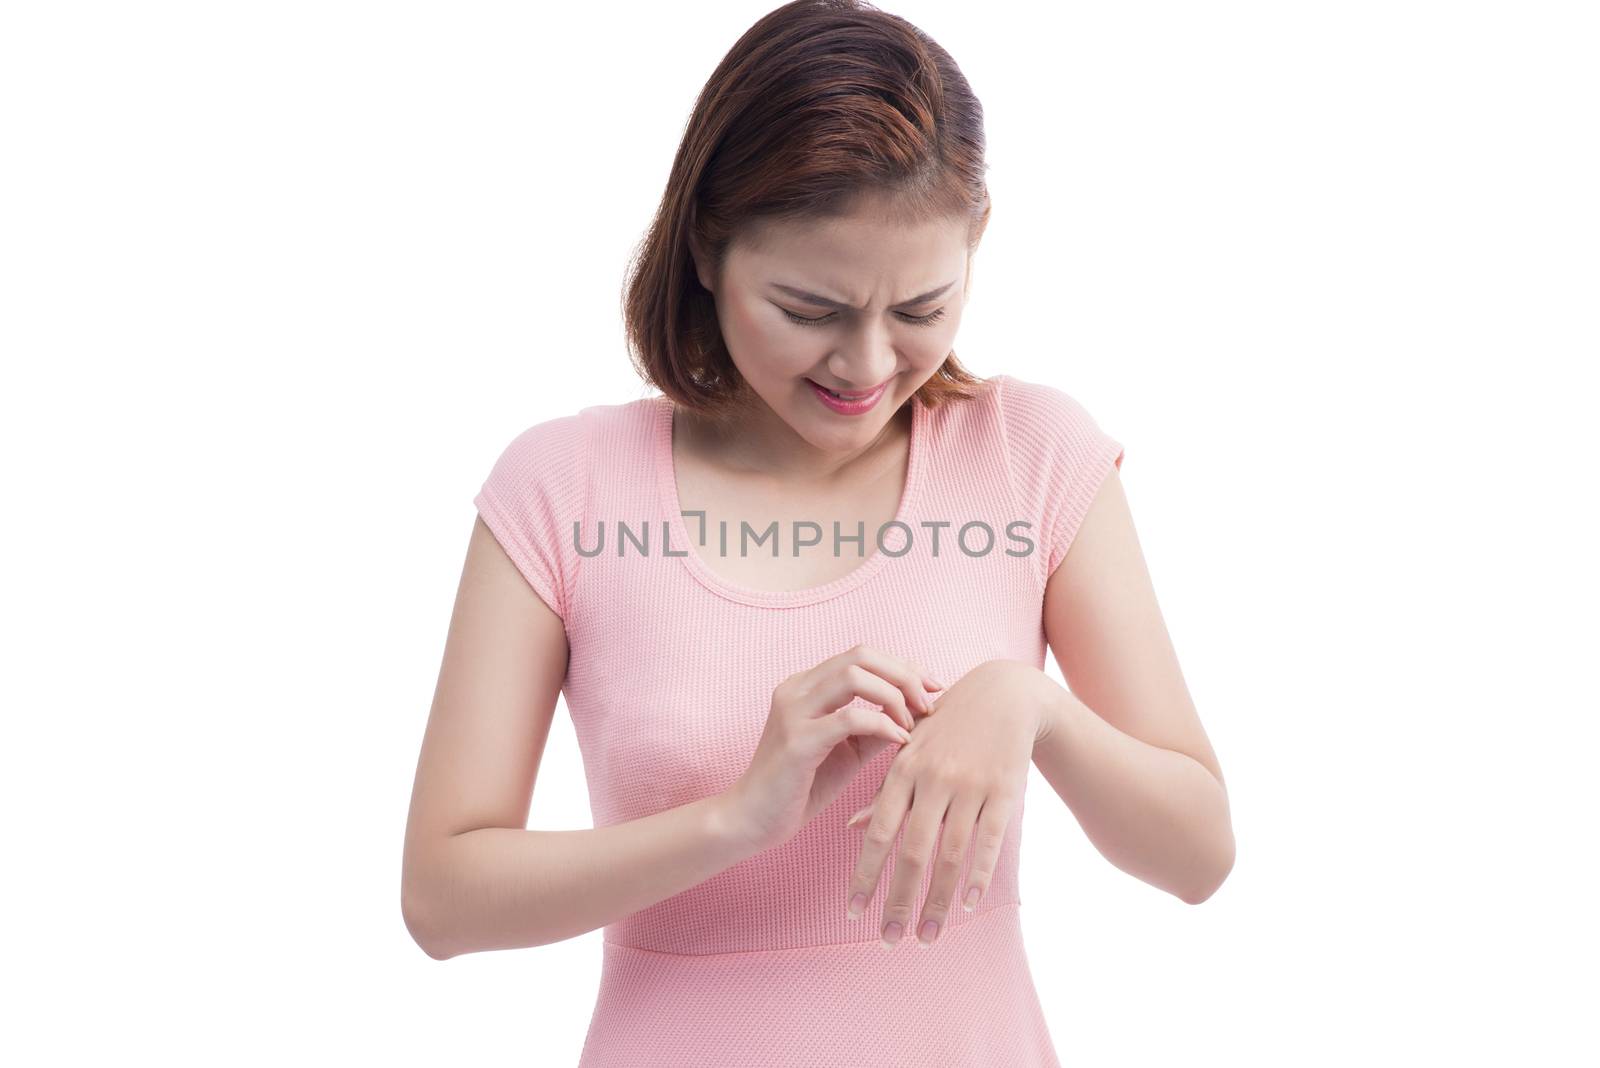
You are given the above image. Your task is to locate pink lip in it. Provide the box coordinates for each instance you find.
[807,377,890,399]
[806,377,890,415]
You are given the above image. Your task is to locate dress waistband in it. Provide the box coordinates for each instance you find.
[579,901,1061,1067]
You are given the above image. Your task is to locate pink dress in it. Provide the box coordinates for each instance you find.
[473,373,1124,1066]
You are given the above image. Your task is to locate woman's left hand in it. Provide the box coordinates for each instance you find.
[843,658,1056,948]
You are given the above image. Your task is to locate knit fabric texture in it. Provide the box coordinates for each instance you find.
[472,373,1124,1067]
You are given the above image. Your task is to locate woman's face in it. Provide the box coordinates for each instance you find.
[693,199,971,456]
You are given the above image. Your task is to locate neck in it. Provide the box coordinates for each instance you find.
[677,394,911,485]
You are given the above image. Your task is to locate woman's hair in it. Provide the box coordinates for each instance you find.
[622,0,992,419]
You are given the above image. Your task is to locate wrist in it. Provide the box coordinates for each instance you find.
[974,658,1065,749]
[1029,673,1073,750]
[706,783,768,856]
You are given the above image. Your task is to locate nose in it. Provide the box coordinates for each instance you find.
[825,325,900,392]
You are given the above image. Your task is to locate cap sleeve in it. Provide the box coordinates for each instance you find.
[472,411,588,621]
[996,374,1125,586]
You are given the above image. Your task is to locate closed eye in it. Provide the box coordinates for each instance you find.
[782,307,947,328]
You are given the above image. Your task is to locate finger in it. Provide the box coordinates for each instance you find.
[812,703,911,755]
[916,790,984,946]
[859,646,945,716]
[844,725,912,828]
[809,662,917,733]
[830,644,939,718]
[960,794,1014,914]
[844,762,915,919]
[877,783,951,947]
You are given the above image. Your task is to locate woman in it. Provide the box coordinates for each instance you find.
[402,2,1234,1064]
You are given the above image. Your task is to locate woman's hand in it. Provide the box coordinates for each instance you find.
[843,658,1055,947]
[721,644,946,853]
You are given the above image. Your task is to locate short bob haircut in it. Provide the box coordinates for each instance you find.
[622,0,992,421]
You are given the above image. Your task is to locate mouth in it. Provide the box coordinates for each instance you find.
[806,377,889,400]
[804,376,892,415]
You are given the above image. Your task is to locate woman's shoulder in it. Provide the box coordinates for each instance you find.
[473,397,654,621]
[483,393,658,469]
[988,372,1118,460]
[991,371,1088,422]
[473,392,662,547]
[923,371,1095,468]
[986,372,1125,584]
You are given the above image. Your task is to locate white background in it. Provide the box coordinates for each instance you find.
[5,1,1596,1064]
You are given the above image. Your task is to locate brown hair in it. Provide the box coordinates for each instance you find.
[621,0,992,420]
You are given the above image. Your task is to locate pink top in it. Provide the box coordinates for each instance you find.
[473,373,1124,1066]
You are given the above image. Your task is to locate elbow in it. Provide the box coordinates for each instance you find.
[401,883,456,961]
[403,834,466,960]
[1178,833,1236,906]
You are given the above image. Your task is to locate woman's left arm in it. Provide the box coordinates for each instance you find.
[1035,468,1235,904]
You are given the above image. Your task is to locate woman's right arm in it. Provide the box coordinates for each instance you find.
[400,517,766,961]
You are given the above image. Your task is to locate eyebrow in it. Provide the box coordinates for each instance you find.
[771,280,956,311]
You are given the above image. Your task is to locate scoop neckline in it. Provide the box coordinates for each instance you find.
[652,389,928,609]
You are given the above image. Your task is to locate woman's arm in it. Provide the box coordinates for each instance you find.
[409,793,759,961]
[401,518,764,961]
[1035,470,1235,904]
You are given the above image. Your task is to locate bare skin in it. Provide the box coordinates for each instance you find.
[400,191,1233,962]
[670,398,913,591]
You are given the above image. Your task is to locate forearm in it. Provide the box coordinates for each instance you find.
[407,792,762,959]
[1032,681,1234,904]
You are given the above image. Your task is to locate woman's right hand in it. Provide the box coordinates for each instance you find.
[721,644,945,852]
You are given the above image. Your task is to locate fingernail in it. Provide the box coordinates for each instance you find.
[917,919,939,946]
[963,886,981,911]
[848,892,867,918]
[880,921,902,947]
[846,804,872,827]
[925,677,945,690]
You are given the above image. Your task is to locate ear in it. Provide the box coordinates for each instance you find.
[687,232,715,294]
